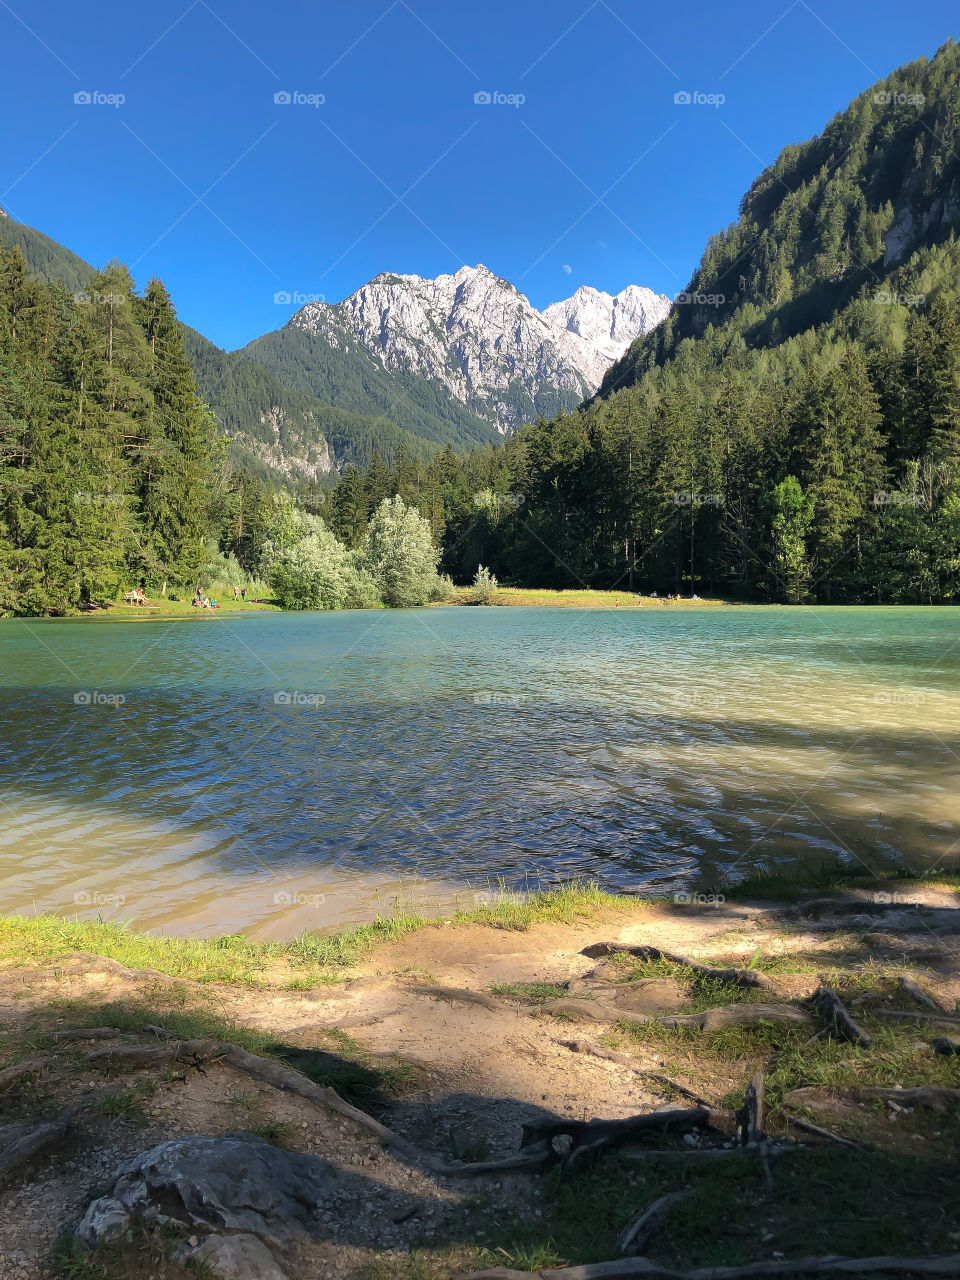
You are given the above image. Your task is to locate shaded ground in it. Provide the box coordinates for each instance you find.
[0,886,958,1279]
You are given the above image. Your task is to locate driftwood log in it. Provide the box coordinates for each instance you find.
[581,944,775,991]
[812,985,872,1047]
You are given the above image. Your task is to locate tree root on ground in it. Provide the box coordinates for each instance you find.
[459,1252,960,1279]
[0,1099,92,1187]
[616,1191,691,1256]
[580,944,776,991]
[811,985,872,1047]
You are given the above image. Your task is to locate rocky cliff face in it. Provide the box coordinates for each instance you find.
[286,266,670,433]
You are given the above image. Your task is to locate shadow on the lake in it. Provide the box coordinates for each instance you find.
[0,685,957,915]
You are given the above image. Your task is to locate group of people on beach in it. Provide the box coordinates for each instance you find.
[615,591,703,607]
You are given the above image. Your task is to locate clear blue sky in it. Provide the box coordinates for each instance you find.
[1,0,956,349]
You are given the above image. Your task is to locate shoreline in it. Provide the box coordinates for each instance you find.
[1,877,958,1280]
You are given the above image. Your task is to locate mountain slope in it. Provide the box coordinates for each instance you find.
[599,40,960,397]
[245,266,670,441]
[0,207,94,295]
[0,209,434,478]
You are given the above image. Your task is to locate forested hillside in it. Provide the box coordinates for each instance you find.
[323,42,960,604]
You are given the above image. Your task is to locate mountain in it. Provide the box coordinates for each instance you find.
[542,284,671,382]
[0,207,93,295]
[599,41,960,398]
[350,39,960,605]
[0,209,432,480]
[243,266,670,441]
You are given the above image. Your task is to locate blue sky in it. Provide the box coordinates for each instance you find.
[1,1,956,349]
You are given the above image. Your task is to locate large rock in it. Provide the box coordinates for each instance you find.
[76,1132,332,1253]
[173,1233,288,1280]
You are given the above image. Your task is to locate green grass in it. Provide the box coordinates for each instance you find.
[442,587,731,609]
[0,884,630,988]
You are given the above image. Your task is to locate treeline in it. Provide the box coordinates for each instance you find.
[312,281,960,604]
[0,245,322,614]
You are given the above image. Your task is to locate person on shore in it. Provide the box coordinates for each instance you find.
[233,586,239,601]
[241,587,246,601]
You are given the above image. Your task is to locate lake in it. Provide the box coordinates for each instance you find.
[0,605,957,937]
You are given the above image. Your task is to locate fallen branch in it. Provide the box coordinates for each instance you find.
[617,1192,690,1256]
[812,985,872,1047]
[516,1107,730,1172]
[458,1251,960,1279]
[0,1060,47,1093]
[581,944,775,990]
[859,1086,960,1111]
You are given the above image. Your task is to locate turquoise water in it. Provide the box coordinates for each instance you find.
[0,606,957,936]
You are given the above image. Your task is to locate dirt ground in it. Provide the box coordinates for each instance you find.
[0,888,958,1279]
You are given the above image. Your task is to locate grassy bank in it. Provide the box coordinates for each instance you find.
[445,587,731,608]
[0,884,632,986]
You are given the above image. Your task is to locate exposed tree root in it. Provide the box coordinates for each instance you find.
[407,985,503,1011]
[874,1009,960,1027]
[780,1109,862,1149]
[0,1059,48,1093]
[659,1004,808,1031]
[812,985,872,1047]
[50,1027,135,1042]
[0,1099,90,1187]
[898,976,947,1012]
[581,944,775,990]
[616,1191,690,1256]
[459,1251,960,1279]
[541,999,625,1022]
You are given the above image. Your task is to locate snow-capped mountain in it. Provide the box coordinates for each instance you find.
[284,266,670,434]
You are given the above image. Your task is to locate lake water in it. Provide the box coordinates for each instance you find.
[0,606,957,937]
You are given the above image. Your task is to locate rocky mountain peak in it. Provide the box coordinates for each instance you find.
[288,266,670,433]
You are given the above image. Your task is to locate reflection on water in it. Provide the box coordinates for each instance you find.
[0,606,957,936]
